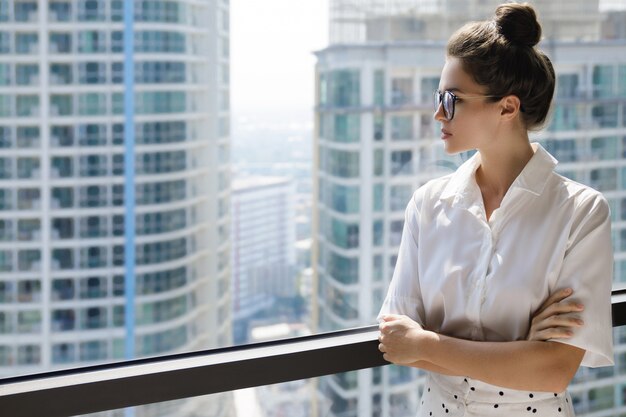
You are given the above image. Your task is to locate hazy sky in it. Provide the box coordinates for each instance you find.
[231,0,329,122]
[230,0,625,123]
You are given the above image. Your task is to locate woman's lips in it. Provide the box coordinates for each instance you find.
[441,129,452,140]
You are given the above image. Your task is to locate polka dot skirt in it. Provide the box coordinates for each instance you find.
[417,373,574,417]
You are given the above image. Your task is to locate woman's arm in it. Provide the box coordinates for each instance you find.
[400,287,586,379]
[379,314,585,393]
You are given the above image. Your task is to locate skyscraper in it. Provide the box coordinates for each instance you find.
[0,1,231,415]
[314,1,626,415]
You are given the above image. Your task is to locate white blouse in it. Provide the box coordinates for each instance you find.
[379,143,614,367]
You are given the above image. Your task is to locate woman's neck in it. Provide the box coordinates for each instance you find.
[475,138,535,202]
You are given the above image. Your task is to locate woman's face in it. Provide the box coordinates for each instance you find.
[434,57,502,155]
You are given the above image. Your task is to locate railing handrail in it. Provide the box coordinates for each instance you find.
[1,288,625,417]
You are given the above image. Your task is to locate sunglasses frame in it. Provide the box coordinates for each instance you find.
[434,90,506,121]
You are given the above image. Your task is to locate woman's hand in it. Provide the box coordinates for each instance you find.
[527,288,585,341]
[378,314,433,364]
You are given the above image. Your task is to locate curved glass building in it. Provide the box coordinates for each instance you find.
[0,1,232,415]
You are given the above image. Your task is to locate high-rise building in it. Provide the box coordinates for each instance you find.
[314,1,626,416]
[0,0,231,415]
[231,176,296,344]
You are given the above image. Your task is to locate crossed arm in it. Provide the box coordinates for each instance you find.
[378,288,586,393]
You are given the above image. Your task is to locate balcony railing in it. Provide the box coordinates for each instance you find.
[2,287,626,417]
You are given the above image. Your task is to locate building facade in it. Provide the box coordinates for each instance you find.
[231,176,296,344]
[314,1,626,416]
[0,0,231,416]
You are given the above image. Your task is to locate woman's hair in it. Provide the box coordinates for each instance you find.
[447,2,555,130]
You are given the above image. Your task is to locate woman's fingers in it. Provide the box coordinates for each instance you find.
[532,300,584,325]
[536,288,573,316]
[530,327,574,341]
[532,314,584,332]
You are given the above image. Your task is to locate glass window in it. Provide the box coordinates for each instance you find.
[52,248,74,270]
[52,217,74,239]
[80,277,107,299]
[389,220,403,246]
[592,104,618,128]
[52,343,76,364]
[80,340,108,361]
[589,168,617,192]
[557,73,579,99]
[17,345,40,365]
[14,1,38,22]
[15,33,38,54]
[78,93,107,115]
[111,62,123,83]
[324,149,359,178]
[390,185,413,210]
[333,114,360,143]
[78,123,106,146]
[330,218,359,249]
[17,310,41,333]
[374,114,384,141]
[78,30,106,53]
[593,65,614,98]
[50,63,72,84]
[0,126,11,148]
[0,31,10,53]
[590,137,618,161]
[17,280,40,302]
[0,94,11,117]
[618,65,626,98]
[16,95,39,117]
[136,61,186,84]
[391,77,413,106]
[542,138,577,163]
[390,150,413,175]
[52,187,74,208]
[0,157,11,179]
[79,154,108,177]
[17,188,41,210]
[16,64,39,86]
[373,70,385,106]
[52,309,75,331]
[135,30,186,53]
[50,94,73,116]
[391,115,413,140]
[78,62,106,84]
[49,1,71,22]
[111,31,123,53]
[329,70,360,107]
[0,0,8,22]
[373,183,383,212]
[421,76,440,104]
[49,32,71,53]
[0,63,10,85]
[50,126,74,147]
[79,185,108,207]
[16,157,39,178]
[77,0,105,21]
[52,279,75,300]
[136,91,186,114]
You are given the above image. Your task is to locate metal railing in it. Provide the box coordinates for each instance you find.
[1,287,626,417]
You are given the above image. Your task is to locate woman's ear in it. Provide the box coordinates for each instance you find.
[499,95,522,121]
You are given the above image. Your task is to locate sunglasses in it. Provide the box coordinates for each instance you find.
[434,90,503,121]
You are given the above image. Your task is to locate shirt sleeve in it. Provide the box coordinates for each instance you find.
[377,190,426,325]
[550,193,614,367]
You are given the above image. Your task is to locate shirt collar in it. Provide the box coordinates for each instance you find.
[440,143,558,207]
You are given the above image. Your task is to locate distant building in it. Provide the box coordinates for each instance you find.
[231,176,296,344]
[315,1,626,416]
[0,1,232,416]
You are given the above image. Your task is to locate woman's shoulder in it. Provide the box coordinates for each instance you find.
[550,172,610,218]
[412,173,456,203]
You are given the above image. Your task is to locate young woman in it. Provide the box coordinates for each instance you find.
[377,3,614,416]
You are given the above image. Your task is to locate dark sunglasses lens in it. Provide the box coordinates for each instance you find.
[443,92,454,120]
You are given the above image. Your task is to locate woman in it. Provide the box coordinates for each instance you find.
[377,3,614,416]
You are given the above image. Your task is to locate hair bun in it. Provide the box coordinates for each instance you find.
[494,3,541,47]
